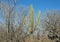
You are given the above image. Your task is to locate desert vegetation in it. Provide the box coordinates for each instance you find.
[0,0,60,42]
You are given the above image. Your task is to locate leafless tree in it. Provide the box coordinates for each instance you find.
[0,0,42,42]
[42,10,60,42]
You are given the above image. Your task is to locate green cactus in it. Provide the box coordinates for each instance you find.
[29,5,34,33]
[35,10,41,28]
[25,4,41,34]
[25,16,28,28]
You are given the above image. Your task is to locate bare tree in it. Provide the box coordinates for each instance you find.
[42,10,60,42]
[0,0,41,42]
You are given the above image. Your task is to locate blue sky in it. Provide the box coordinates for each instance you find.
[0,0,60,23]
[16,0,60,14]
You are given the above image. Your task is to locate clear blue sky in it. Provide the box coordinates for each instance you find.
[16,0,60,14]
[16,0,60,20]
[0,0,60,23]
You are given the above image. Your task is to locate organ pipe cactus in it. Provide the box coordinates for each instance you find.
[29,5,34,33]
[35,10,40,28]
[25,5,41,34]
[29,5,41,34]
